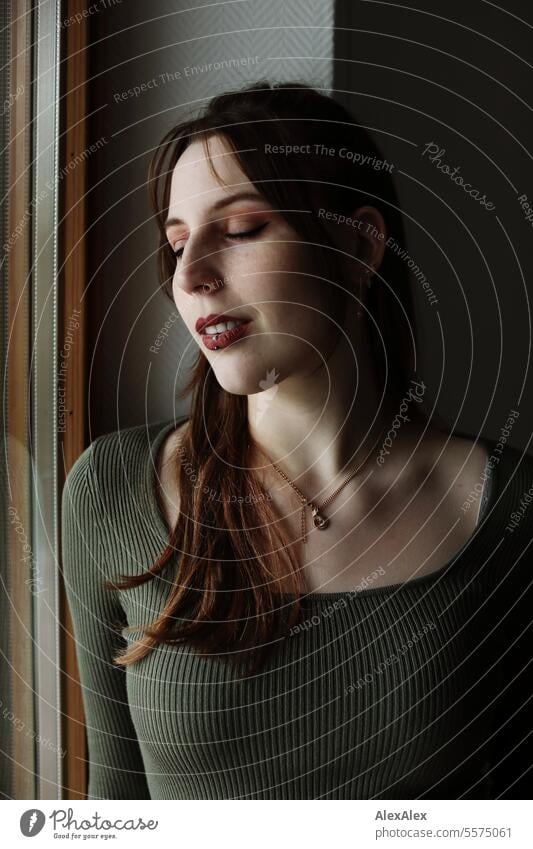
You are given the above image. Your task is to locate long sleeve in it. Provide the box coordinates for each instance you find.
[485,543,533,798]
[482,451,533,799]
[58,422,533,800]
[61,443,151,800]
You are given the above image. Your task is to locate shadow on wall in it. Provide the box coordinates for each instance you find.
[334,0,533,446]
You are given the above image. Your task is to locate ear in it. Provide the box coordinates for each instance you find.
[352,205,387,278]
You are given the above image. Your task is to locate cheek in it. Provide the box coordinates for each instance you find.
[244,238,311,284]
[263,246,344,342]
[277,243,348,323]
[266,242,331,314]
[171,281,192,326]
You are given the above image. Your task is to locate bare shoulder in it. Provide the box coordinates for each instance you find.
[156,419,189,530]
[375,421,485,502]
[404,424,490,505]
[381,422,487,477]
[423,427,488,478]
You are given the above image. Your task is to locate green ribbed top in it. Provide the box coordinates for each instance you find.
[61,417,533,800]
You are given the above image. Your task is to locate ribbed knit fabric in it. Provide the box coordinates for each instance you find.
[61,416,533,800]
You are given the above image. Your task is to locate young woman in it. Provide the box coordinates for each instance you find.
[62,81,533,801]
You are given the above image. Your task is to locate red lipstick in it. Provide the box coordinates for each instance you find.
[195,312,252,334]
[196,313,253,351]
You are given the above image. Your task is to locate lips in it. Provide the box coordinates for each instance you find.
[200,320,252,351]
[195,312,251,334]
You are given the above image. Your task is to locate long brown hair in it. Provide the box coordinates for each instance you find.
[110,80,441,677]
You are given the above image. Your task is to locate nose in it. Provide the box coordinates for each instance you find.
[173,232,222,297]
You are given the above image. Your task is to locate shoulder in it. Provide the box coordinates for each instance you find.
[423,427,533,532]
[62,418,189,582]
[409,424,532,484]
[63,419,164,508]
[386,423,492,492]
[449,428,533,507]
[62,418,184,547]
[415,428,533,603]
[390,424,532,518]
[88,418,170,476]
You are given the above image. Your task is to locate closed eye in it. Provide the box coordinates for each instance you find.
[171,222,268,259]
[226,222,268,241]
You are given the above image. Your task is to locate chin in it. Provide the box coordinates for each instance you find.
[211,356,278,397]
[213,371,265,397]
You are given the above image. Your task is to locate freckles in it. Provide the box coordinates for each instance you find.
[171,278,180,305]
[171,284,187,317]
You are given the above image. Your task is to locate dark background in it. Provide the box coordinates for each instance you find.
[85,0,533,452]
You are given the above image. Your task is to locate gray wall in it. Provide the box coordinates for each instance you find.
[87,0,532,451]
[334,1,533,449]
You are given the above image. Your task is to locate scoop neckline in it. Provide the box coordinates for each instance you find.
[145,417,499,602]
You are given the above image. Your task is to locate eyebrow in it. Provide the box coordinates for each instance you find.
[164,191,268,230]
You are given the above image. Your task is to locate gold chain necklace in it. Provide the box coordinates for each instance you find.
[253,424,387,544]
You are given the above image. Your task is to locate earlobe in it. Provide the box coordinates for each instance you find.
[353,204,387,275]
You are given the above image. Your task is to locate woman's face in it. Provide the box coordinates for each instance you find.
[165,134,350,396]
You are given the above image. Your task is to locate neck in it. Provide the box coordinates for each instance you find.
[247,319,392,499]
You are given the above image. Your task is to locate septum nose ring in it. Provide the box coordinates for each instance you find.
[201,283,217,345]
[202,278,224,294]
[202,279,224,347]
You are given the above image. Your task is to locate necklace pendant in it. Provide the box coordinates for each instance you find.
[311,505,329,530]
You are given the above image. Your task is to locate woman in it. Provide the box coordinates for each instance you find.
[62,81,532,800]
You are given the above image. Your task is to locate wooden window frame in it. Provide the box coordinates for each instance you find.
[58,0,90,800]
